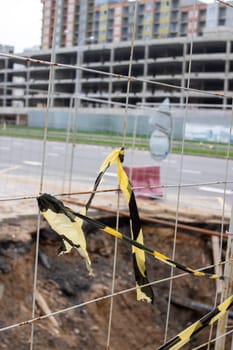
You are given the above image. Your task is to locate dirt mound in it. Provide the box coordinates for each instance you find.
[0,215,226,349]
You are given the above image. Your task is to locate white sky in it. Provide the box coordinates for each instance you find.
[0,0,43,53]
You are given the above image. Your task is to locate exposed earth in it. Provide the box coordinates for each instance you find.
[0,205,230,350]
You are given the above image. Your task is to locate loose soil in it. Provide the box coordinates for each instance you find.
[0,214,230,349]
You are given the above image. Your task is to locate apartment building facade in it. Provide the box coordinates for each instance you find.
[41,0,233,47]
[41,0,95,48]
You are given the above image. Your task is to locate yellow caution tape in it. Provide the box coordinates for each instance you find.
[93,148,153,303]
[37,193,93,275]
[37,193,223,282]
[38,147,154,303]
[157,295,233,349]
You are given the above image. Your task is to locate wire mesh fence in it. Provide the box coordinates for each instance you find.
[0,0,233,349]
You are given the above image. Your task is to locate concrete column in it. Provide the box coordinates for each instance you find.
[3,58,7,107]
[49,52,57,108]
[180,41,187,106]
[16,114,20,125]
[25,61,30,108]
[223,40,231,108]
[142,44,149,105]
[74,48,83,102]
[108,47,114,104]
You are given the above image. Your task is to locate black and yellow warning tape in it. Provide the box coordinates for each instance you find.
[39,147,154,302]
[37,191,93,274]
[37,193,223,281]
[157,295,233,350]
[77,147,153,302]
[97,148,153,303]
[36,148,230,350]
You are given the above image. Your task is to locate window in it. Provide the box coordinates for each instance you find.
[145,24,152,30]
[146,3,153,10]
[180,23,187,34]
[219,7,226,19]
[155,2,161,11]
[181,12,188,22]
[154,24,159,34]
[114,27,120,34]
[115,17,121,25]
[170,23,177,32]
[116,6,122,15]
[43,27,50,34]
[145,13,152,20]
[218,18,225,25]
[138,4,145,14]
[45,9,50,16]
[155,13,160,22]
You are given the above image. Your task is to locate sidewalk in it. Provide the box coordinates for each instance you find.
[0,174,230,225]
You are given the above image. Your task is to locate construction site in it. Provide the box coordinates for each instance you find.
[1,0,233,349]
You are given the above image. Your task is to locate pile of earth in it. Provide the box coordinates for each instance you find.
[0,214,228,349]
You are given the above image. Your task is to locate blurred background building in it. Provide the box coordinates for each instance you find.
[0,0,233,127]
[40,0,233,47]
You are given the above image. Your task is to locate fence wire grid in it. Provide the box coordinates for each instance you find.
[1,0,233,349]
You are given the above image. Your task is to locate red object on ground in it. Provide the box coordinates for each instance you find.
[123,166,163,198]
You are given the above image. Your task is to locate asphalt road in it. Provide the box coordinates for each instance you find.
[0,136,233,214]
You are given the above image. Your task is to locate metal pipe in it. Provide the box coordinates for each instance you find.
[64,198,227,239]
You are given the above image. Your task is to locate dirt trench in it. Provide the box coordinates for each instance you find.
[0,215,230,350]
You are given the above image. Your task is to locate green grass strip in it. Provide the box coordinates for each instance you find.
[0,125,233,158]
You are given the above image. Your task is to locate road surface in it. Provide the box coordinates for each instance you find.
[0,136,233,215]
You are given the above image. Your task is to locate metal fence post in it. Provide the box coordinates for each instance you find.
[215,204,233,350]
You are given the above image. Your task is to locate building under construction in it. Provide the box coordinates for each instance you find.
[0,0,233,125]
